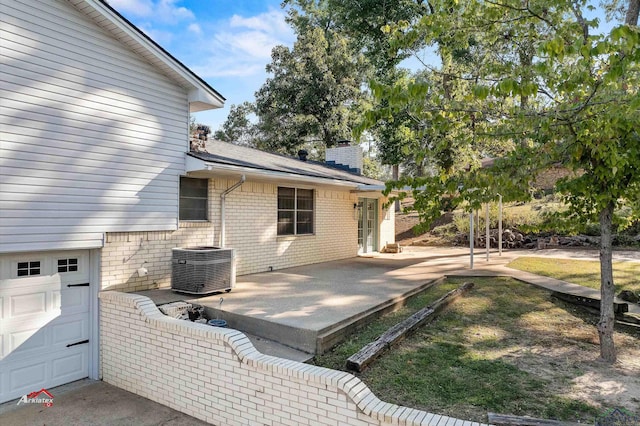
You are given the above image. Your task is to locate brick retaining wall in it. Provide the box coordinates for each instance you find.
[99,291,484,426]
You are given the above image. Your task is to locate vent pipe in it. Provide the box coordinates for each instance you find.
[220,175,245,247]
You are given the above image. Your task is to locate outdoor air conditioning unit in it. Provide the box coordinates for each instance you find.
[171,247,236,294]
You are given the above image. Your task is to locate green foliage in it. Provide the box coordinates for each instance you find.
[369,1,640,232]
[213,102,256,146]
[254,11,370,154]
[362,155,388,180]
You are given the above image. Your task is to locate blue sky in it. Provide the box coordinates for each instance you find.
[108,0,296,131]
[109,1,617,134]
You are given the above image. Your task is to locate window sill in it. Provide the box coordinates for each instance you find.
[179,221,211,228]
[277,233,316,241]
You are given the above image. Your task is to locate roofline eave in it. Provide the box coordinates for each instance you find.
[185,155,385,190]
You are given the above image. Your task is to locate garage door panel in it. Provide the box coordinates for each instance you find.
[10,327,47,354]
[2,314,60,360]
[51,317,87,346]
[59,288,90,314]
[51,350,87,382]
[9,361,47,393]
[10,292,47,317]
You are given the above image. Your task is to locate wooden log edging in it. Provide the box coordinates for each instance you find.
[488,412,584,426]
[345,282,475,373]
[551,291,629,314]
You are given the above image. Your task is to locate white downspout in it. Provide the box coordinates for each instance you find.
[220,175,245,247]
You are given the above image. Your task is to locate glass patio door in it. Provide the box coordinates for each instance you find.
[357,198,378,253]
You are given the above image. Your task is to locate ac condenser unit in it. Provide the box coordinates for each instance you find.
[171,247,236,294]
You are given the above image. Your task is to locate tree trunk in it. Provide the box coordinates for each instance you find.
[626,0,639,25]
[597,202,616,363]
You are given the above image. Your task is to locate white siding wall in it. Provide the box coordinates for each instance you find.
[0,0,189,253]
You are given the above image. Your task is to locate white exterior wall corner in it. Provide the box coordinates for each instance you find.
[100,292,485,426]
[0,0,193,253]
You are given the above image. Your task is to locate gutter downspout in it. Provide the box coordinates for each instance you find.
[220,175,245,247]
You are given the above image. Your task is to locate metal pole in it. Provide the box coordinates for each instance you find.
[469,212,474,269]
[485,203,490,261]
[498,194,503,256]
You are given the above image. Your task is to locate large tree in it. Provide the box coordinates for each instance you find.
[253,7,369,154]
[366,0,639,362]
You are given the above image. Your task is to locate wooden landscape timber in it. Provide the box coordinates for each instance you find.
[346,282,474,373]
[488,412,584,426]
[551,291,629,314]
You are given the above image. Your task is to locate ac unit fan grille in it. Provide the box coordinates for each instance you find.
[171,247,236,294]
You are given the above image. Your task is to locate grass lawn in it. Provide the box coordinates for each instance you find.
[311,277,640,423]
[506,257,640,294]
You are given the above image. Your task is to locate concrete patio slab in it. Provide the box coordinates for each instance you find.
[136,247,639,357]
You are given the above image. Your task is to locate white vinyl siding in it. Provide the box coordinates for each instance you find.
[0,0,190,252]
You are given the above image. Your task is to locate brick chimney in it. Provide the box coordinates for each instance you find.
[325,141,363,175]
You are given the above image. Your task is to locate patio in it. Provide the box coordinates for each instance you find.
[137,246,639,360]
[136,247,504,359]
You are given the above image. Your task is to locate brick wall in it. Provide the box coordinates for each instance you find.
[101,178,382,291]
[99,291,476,426]
[100,221,214,292]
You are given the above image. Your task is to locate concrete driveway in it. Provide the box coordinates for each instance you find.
[0,379,209,426]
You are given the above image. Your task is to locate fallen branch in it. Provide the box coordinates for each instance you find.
[346,282,474,372]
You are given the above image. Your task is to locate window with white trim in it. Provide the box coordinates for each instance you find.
[277,187,314,235]
[179,177,208,221]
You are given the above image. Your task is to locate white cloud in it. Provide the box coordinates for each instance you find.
[229,10,291,35]
[188,23,202,35]
[215,30,278,60]
[194,9,295,78]
[108,0,193,22]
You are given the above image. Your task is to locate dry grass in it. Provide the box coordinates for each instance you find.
[312,277,640,423]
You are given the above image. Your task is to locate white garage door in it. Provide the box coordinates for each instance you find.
[0,250,91,403]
